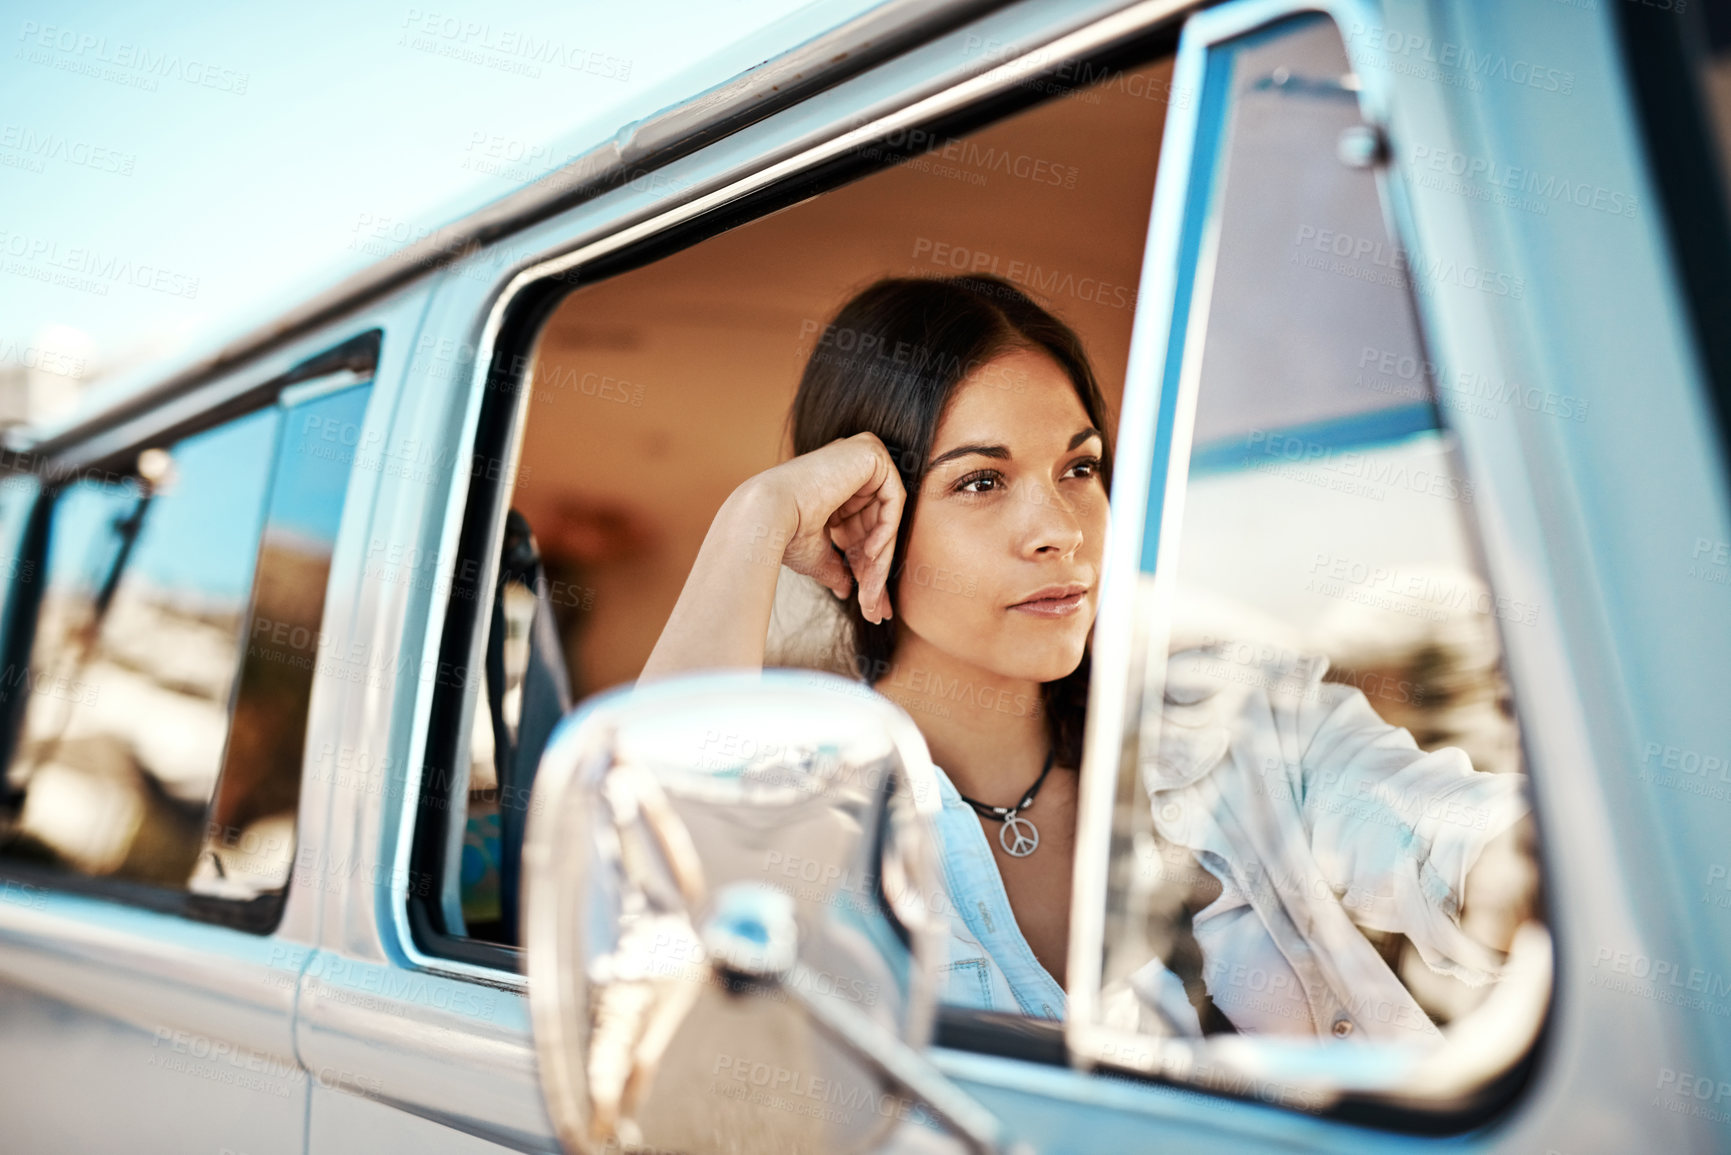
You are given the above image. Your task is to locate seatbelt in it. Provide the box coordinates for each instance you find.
[486,510,574,945]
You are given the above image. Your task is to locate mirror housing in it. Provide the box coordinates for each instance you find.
[523,669,1018,1154]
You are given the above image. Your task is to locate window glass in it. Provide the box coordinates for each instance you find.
[0,369,374,914]
[1094,12,1545,1077]
[190,381,374,901]
[0,474,40,640]
[5,412,278,888]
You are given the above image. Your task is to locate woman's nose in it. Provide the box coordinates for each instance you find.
[1019,479,1086,557]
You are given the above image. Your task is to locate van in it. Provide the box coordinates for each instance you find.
[1,0,1729,1151]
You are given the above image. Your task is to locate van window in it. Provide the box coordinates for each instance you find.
[411,47,1179,961]
[1084,9,1546,1111]
[189,380,375,902]
[0,361,375,926]
[5,412,280,890]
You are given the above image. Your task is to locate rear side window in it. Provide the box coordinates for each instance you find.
[9,412,279,889]
[0,345,376,928]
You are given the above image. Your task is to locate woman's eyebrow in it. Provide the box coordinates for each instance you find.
[926,442,1009,470]
[927,426,1102,470]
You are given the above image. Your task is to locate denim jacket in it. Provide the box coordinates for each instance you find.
[926,646,1530,1039]
[928,765,1068,1019]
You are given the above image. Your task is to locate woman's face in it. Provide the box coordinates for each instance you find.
[892,346,1109,684]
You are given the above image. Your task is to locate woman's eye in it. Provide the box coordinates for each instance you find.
[955,470,1002,494]
[1066,456,1102,479]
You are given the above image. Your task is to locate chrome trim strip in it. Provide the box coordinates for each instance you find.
[385,0,1200,989]
[276,367,372,409]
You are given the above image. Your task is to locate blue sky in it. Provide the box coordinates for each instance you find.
[0,0,876,418]
[3,0,883,597]
[47,406,278,603]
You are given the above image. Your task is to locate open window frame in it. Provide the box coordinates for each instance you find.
[398,0,1200,1041]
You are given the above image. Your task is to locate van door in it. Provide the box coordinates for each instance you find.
[283,1,1731,1153]
[287,261,562,1154]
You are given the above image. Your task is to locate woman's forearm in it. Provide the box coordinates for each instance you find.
[639,478,798,683]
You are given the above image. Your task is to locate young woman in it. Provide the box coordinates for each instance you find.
[641,275,1533,1037]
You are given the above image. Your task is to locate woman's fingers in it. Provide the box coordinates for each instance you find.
[834,523,884,624]
[772,431,907,623]
[813,545,854,602]
[856,499,898,623]
[867,474,903,622]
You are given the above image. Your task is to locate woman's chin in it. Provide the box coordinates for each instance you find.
[1010,610,1091,647]
[995,634,1089,684]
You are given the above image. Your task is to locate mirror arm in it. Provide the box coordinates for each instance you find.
[778,960,1027,1155]
[703,882,1024,1155]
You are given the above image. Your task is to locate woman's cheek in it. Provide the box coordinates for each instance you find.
[897,515,995,632]
[1082,489,1110,563]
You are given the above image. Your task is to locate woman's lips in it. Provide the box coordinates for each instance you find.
[1008,591,1087,617]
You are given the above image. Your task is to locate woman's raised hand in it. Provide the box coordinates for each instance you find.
[750,432,907,624]
[639,432,907,682]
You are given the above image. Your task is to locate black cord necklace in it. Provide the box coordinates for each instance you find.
[955,746,1056,858]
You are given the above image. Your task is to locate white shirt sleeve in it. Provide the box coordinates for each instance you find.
[1285,674,1530,985]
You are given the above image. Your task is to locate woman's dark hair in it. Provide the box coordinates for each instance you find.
[787,275,1114,771]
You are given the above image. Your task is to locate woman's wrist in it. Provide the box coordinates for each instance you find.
[719,472,799,569]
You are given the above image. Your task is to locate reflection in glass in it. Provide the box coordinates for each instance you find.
[1100,14,1543,1050]
[0,374,374,906]
[190,380,374,900]
[5,410,280,887]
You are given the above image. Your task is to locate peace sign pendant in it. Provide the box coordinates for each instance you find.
[1000,813,1040,858]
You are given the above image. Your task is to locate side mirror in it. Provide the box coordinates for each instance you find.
[523,669,1021,1155]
